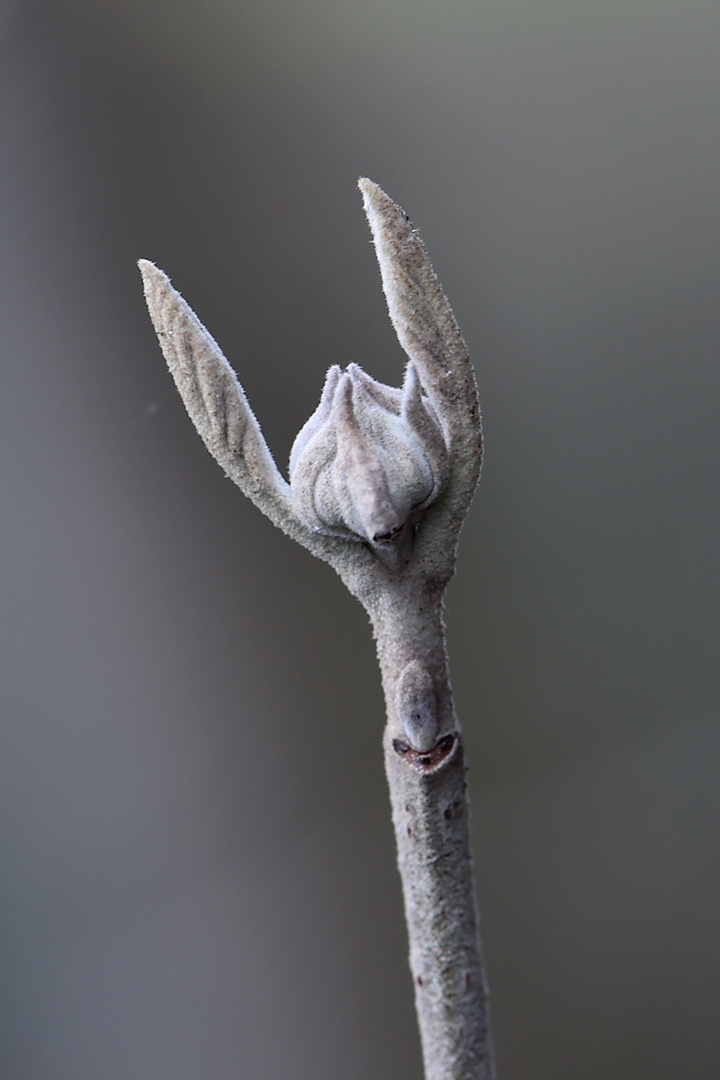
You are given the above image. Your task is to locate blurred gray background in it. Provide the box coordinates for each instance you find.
[1,1,719,1077]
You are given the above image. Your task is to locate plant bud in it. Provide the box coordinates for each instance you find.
[395,659,439,752]
[289,363,449,568]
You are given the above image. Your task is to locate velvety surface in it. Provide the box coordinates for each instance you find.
[1,3,718,1077]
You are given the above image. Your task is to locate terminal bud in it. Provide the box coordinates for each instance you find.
[289,362,449,569]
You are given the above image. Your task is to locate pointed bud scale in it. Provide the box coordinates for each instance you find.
[289,362,449,568]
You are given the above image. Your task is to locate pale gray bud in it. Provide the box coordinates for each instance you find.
[289,362,449,568]
[395,659,439,752]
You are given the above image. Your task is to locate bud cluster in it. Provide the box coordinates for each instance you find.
[289,362,449,568]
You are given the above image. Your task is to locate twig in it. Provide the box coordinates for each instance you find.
[139,178,496,1080]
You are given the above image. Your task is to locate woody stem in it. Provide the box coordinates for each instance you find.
[371,597,496,1080]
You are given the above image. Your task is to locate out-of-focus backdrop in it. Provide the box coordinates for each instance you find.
[1,2,719,1077]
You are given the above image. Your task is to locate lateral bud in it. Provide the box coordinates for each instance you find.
[395,660,439,753]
